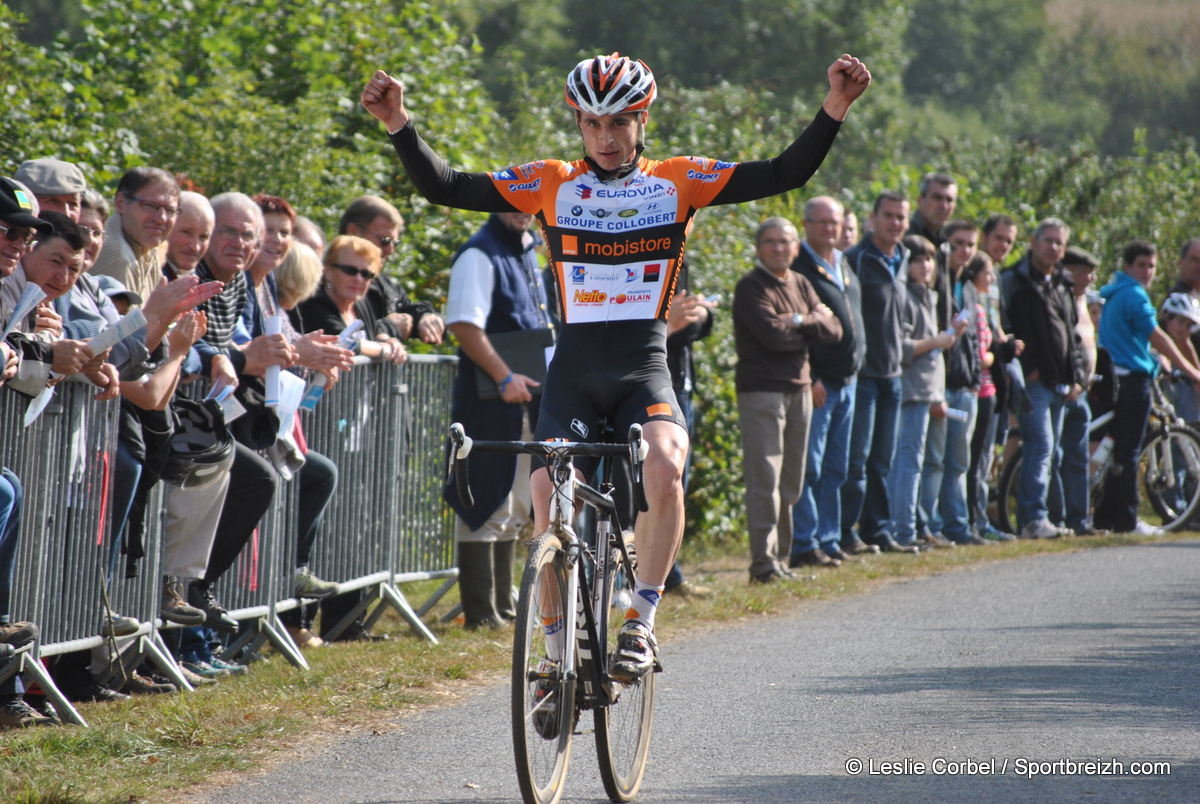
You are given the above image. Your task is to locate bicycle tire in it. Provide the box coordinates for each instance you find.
[513,532,575,804]
[594,530,655,802]
[1141,424,1200,531]
[997,443,1022,534]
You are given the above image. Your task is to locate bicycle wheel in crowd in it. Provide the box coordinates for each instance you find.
[513,531,575,804]
[594,529,655,803]
[1141,424,1200,531]
[997,444,1022,534]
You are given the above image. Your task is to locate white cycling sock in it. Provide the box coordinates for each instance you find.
[625,579,664,630]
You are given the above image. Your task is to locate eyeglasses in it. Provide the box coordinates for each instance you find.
[81,225,104,239]
[214,226,260,246]
[124,193,180,218]
[330,262,378,281]
[805,218,842,227]
[0,222,35,246]
[375,235,396,248]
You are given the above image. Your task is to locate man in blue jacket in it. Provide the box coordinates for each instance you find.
[1095,240,1200,533]
[841,191,918,554]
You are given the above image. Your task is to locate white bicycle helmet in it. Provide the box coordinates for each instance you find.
[565,53,657,117]
[1161,292,1200,326]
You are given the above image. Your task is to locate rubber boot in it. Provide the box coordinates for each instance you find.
[493,539,517,622]
[457,542,500,629]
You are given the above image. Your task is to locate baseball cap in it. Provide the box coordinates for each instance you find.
[94,274,144,306]
[0,177,52,234]
[15,158,87,196]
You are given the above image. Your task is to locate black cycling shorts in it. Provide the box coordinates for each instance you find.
[534,321,684,471]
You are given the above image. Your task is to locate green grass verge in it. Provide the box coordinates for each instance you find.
[3,530,1194,803]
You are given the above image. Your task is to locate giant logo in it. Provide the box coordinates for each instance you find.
[687,169,720,183]
[582,236,672,258]
[574,289,607,303]
[508,179,542,193]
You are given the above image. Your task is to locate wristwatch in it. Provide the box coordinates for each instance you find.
[793,313,805,328]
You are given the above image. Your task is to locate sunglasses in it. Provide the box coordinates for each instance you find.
[330,262,378,281]
[0,222,35,246]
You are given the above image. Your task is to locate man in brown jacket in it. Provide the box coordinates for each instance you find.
[734,217,841,583]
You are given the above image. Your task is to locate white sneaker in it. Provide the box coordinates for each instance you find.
[1019,519,1060,540]
[1133,520,1164,536]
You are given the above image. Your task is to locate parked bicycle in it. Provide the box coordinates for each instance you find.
[448,422,656,804]
[996,372,1200,533]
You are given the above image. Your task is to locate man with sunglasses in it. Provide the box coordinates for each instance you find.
[337,195,444,345]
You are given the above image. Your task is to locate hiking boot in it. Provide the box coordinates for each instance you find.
[531,658,561,740]
[120,672,176,696]
[294,567,339,599]
[609,620,659,683]
[161,577,206,626]
[0,621,37,648]
[186,581,238,632]
[99,613,140,637]
[0,697,60,730]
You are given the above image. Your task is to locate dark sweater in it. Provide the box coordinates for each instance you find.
[791,243,864,386]
[844,236,908,379]
[1008,260,1086,390]
[733,263,841,393]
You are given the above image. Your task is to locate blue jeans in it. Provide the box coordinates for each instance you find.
[0,467,23,620]
[791,379,856,557]
[842,376,902,543]
[108,439,143,583]
[1049,395,1091,530]
[921,389,979,542]
[1017,382,1067,527]
[888,401,932,545]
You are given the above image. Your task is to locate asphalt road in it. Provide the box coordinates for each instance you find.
[193,541,1200,804]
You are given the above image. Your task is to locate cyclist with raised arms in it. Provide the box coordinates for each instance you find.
[362,53,870,681]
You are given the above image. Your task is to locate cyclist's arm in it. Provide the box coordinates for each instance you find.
[388,125,519,213]
[709,108,842,206]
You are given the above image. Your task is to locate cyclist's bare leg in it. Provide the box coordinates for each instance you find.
[631,421,689,586]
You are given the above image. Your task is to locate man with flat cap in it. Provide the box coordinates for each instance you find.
[14,159,87,223]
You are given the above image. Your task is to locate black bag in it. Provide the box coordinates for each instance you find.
[228,375,280,450]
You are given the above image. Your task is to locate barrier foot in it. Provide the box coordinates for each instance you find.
[219,624,259,664]
[18,651,87,727]
[143,633,193,692]
[415,575,459,619]
[378,583,438,644]
[438,602,462,624]
[263,616,308,670]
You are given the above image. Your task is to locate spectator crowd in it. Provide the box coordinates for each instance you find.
[2,157,1196,733]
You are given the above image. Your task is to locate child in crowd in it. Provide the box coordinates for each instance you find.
[1158,292,1200,422]
[889,236,965,548]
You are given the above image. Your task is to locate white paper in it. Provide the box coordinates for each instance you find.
[336,319,364,350]
[274,371,305,438]
[86,309,147,354]
[219,395,246,423]
[264,315,282,407]
[2,284,47,340]
[24,379,57,426]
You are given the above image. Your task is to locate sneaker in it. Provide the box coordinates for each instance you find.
[1134,520,1165,536]
[0,621,38,648]
[161,577,206,626]
[286,626,325,649]
[609,620,659,683]
[120,672,176,696]
[531,658,561,740]
[789,548,841,568]
[956,533,994,546]
[207,656,248,676]
[178,665,215,686]
[181,660,230,679]
[186,582,239,632]
[65,682,130,703]
[294,567,339,599]
[99,613,140,637]
[1019,519,1060,540]
[663,580,716,598]
[916,533,957,549]
[979,526,1015,542]
[0,697,60,730]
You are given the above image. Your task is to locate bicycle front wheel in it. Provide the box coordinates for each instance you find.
[594,530,655,802]
[997,443,1022,534]
[513,532,575,804]
[1141,424,1200,531]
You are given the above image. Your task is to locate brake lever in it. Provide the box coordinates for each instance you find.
[629,423,649,513]
[449,422,474,508]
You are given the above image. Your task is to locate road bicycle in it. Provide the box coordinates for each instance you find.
[995,373,1200,533]
[448,422,656,804]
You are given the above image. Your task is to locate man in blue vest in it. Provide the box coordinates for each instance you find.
[444,212,553,628]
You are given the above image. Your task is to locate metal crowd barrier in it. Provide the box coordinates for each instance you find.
[0,353,460,725]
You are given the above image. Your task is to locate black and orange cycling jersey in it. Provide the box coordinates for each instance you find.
[389,108,843,440]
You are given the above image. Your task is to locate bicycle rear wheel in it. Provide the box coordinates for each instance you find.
[594,530,655,802]
[513,532,575,804]
[997,444,1022,534]
[1141,424,1200,531]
